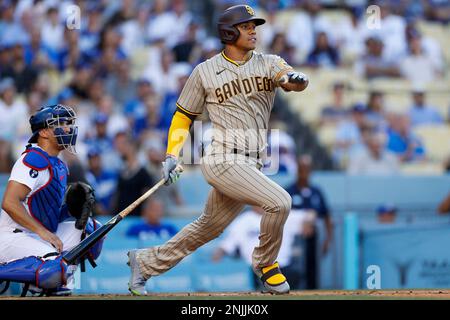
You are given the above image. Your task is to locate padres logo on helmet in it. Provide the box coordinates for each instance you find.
[245,5,255,16]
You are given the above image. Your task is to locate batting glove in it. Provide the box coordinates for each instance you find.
[280,71,308,85]
[162,155,181,186]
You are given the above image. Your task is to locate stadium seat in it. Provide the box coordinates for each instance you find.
[319,9,351,25]
[46,69,67,97]
[341,48,359,67]
[416,21,449,62]
[347,90,368,107]
[317,124,338,151]
[284,68,347,124]
[287,96,322,124]
[426,93,450,119]
[274,9,299,32]
[129,46,152,79]
[314,68,354,88]
[413,124,450,162]
[368,78,413,93]
[426,80,450,92]
[384,94,411,114]
[446,25,450,62]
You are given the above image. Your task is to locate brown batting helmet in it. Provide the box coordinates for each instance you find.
[217,5,266,44]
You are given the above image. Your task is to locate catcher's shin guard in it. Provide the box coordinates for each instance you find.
[0,255,67,289]
[85,218,104,260]
[78,218,104,272]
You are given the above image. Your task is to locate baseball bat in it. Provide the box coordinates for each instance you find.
[63,165,183,265]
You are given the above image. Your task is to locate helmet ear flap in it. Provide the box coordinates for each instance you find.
[218,24,240,44]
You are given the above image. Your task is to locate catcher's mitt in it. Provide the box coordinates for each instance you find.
[64,182,95,230]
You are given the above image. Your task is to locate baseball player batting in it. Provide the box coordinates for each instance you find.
[127,4,309,295]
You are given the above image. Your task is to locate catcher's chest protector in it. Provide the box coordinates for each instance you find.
[23,147,68,232]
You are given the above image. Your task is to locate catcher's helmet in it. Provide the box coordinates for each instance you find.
[218,5,265,44]
[28,104,78,153]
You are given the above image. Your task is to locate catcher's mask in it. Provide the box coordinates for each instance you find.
[28,104,78,154]
[217,5,265,44]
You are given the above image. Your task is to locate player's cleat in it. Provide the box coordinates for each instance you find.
[50,286,73,296]
[25,284,43,297]
[26,284,73,297]
[127,250,147,295]
[258,262,290,294]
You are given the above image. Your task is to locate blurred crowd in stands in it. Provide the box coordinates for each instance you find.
[0,0,449,219]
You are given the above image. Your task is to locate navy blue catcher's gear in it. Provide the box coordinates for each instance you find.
[85,218,104,261]
[77,218,105,272]
[218,5,265,44]
[0,219,104,296]
[22,146,69,233]
[28,104,78,153]
[0,255,67,289]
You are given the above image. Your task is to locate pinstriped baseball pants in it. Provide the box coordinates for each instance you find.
[136,153,292,279]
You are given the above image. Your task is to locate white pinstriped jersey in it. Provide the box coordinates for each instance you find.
[177,51,293,155]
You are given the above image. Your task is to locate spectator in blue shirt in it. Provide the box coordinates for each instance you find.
[133,63,192,139]
[386,113,425,162]
[84,112,121,173]
[57,29,91,72]
[333,103,372,168]
[286,155,333,289]
[124,78,155,138]
[113,131,155,217]
[365,91,387,131]
[85,147,118,216]
[2,39,38,94]
[23,29,58,69]
[79,4,102,54]
[320,82,349,125]
[306,32,339,69]
[408,90,444,127]
[126,198,178,240]
[269,32,296,67]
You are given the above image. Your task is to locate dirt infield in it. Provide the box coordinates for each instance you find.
[1,290,450,300]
